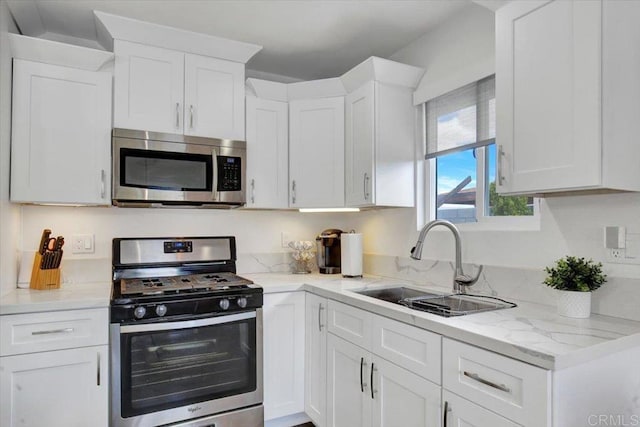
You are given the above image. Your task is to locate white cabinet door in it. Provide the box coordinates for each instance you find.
[245,96,289,209]
[496,0,602,194]
[345,81,375,206]
[371,356,441,427]
[114,40,184,134]
[443,390,521,427]
[326,334,371,427]
[10,59,112,205]
[184,54,245,140]
[289,97,345,208]
[0,345,108,427]
[305,293,328,427]
[263,292,305,421]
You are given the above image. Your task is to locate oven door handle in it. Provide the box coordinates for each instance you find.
[120,311,256,334]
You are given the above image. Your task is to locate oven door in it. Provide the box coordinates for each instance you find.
[110,310,263,427]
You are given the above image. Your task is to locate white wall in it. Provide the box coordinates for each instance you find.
[391,4,495,103]
[350,3,640,283]
[19,205,352,281]
[0,2,21,297]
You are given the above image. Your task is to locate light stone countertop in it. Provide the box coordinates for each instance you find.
[2,272,639,371]
[244,272,640,370]
[0,282,112,315]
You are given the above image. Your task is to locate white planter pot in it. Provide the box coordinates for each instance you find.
[557,290,591,318]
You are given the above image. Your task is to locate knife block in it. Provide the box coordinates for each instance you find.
[29,252,61,290]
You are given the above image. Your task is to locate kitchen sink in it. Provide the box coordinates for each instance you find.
[353,286,516,317]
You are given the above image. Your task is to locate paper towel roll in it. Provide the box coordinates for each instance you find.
[341,232,363,277]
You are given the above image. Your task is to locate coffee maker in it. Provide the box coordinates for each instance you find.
[316,229,343,274]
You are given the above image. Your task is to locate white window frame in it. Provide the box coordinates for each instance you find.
[416,98,540,232]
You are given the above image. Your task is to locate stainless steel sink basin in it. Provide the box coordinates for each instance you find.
[353,286,516,317]
[354,287,442,304]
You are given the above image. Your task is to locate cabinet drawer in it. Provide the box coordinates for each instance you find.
[327,300,372,350]
[372,315,441,384]
[0,308,108,356]
[442,338,550,426]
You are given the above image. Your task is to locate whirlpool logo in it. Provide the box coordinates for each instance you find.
[187,405,202,414]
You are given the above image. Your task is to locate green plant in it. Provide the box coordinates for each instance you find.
[543,256,607,292]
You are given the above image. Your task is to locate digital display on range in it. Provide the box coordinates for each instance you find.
[163,241,193,253]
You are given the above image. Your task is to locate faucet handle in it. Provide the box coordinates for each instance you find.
[455,265,484,287]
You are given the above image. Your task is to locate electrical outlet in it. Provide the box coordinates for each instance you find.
[71,234,94,254]
[281,231,292,248]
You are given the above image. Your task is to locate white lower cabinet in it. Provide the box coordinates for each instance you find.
[326,334,440,427]
[263,292,306,421]
[0,346,108,427]
[0,308,109,427]
[442,390,520,427]
[305,293,328,427]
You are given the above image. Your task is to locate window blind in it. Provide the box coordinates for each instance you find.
[425,75,495,159]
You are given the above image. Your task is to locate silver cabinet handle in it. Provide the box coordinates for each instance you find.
[318,303,325,331]
[97,352,101,386]
[364,172,370,200]
[497,144,506,186]
[250,179,255,204]
[32,327,74,336]
[443,400,450,427]
[463,371,511,393]
[190,105,194,129]
[370,362,377,399]
[291,180,296,204]
[360,357,367,392]
[176,102,180,129]
[100,169,106,199]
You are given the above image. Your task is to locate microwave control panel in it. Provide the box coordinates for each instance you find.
[217,156,242,191]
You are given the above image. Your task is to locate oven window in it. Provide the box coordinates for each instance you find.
[121,148,212,191]
[120,317,256,417]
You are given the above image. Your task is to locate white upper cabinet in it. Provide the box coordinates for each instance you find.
[289,96,345,208]
[496,0,640,195]
[11,58,112,205]
[342,57,424,208]
[245,80,289,209]
[184,53,245,139]
[114,40,245,140]
[114,40,184,134]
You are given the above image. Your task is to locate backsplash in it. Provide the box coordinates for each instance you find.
[364,253,640,322]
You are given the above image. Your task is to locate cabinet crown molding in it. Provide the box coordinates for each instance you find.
[287,77,347,100]
[94,11,262,64]
[246,78,288,102]
[9,34,114,71]
[340,56,424,93]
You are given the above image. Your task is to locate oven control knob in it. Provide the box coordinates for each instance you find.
[155,304,167,317]
[134,306,146,319]
[219,299,230,311]
[237,297,248,308]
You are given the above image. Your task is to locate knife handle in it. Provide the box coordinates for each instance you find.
[39,229,52,255]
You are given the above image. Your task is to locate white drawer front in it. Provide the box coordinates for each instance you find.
[0,308,109,356]
[372,315,441,384]
[327,300,372,350]
[443,338,550,426]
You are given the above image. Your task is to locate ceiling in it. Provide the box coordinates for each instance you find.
[6,0,481,81]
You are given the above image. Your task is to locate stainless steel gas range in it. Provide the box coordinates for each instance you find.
[110,236,263,427]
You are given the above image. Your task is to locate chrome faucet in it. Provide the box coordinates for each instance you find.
[410,219,483,294]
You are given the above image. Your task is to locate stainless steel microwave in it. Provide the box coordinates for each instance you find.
[112,128,246,208]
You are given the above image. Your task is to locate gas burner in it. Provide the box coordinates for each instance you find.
[119,272,254,297]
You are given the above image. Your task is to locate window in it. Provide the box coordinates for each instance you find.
[423,75,537,226]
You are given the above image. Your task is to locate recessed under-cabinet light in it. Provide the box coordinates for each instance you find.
[298,208,360,213]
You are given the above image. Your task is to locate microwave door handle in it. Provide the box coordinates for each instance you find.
[212,148,219,201]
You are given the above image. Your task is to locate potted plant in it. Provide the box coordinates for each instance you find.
[543,256,607,318]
